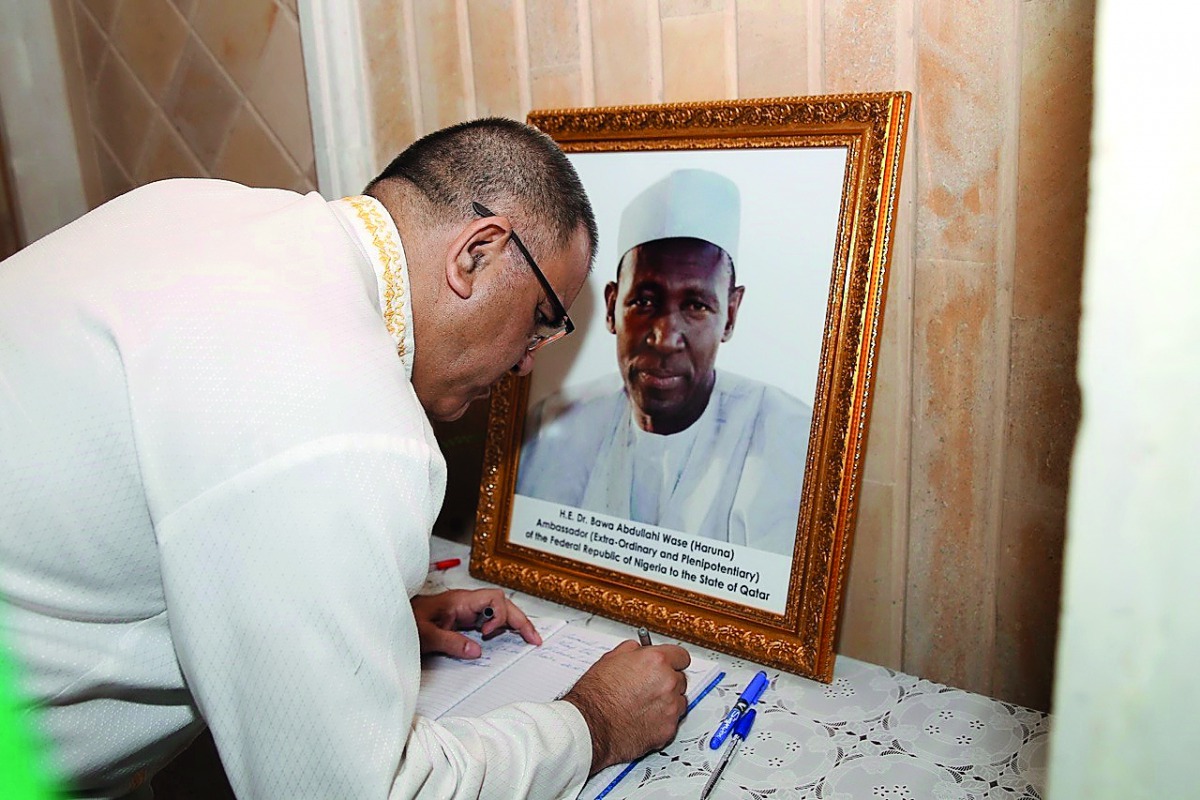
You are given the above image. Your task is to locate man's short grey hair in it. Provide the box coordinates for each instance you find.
[365,118,597,268]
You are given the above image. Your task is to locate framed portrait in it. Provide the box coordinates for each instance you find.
[470,94,910,680]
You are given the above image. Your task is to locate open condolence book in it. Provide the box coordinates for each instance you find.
[416,615,720,720]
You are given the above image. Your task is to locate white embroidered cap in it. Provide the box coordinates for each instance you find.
[616,168,741,265]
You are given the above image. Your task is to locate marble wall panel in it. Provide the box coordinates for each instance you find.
[661,0,724,14]
[190,0,278,91]
[215,104,301,190]
[842,135,917,674]
[994,496,1066,711]
[88,0,123,32]
[736,0,807,98]
[72,3,109,88]
[530,67,584,110]
[1003,318,1080,510]
[993,315,1078,709]
[164,36,242,169]
[823,0,896,93]
[138,113,205,183]
[111,0,189,100]
[907,257,1000,692]
[360,0,417,167]
[95,139,133,199]
[468,0,524,120]
[862,263,904,488]
[249,11,313,173]
[661,12,729,102]
[914,0,1007,265]
[90,51,157,174]
[61,2,106,206]
[1014,0,1094,320]
[839,479,904,666]
[526,0,580,73]
[991,0,1094,711]
[56,0,316,208]
[590,0,657,105]
[526,0,583,109]
[412,1,471,131]
[902,0,1016,698]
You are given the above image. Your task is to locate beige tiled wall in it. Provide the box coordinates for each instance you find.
[361,0,1095,711]
[55,0,315,208]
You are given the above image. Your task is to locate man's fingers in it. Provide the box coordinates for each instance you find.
[611,640,689,671]
[423,626,482,659]
[412,588,546,650]
[496,598,542,645]
[464,589,542,645]
[657,643,691,671]
[564,638,696,772]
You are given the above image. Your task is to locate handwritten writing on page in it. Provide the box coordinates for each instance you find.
[415,616,568,719]
[420,620,720,720]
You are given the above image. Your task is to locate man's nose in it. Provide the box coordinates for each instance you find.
[511,350,536,376]
[647,313,685,351]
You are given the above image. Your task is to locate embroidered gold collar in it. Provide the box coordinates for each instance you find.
[335,195,415,375]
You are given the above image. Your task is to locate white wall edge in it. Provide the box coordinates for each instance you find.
[298,0,376,199]
[0,0,88,243]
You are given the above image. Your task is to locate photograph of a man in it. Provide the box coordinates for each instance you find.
[517,169,813,556]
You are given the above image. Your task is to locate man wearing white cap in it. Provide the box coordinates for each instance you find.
[517,169,813,557]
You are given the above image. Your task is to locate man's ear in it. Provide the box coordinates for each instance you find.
[722,285,745,342]
[445,216,513,300]
[604,281,619,334]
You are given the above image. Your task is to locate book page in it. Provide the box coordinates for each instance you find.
[439,624,721,720]
[415,616,569,719]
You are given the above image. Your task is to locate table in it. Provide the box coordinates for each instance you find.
[425,538,1050,799]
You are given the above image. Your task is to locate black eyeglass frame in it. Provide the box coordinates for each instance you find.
[472,201,575,351]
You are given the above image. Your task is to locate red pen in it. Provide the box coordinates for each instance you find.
[429,558,461,571]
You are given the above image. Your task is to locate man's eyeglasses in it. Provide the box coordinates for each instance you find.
[472,201,574,352]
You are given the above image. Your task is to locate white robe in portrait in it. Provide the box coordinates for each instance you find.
[517,372,813,556]
[0,180,589,799]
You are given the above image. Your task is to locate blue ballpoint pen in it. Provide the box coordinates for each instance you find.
[708,670,768,749]
[699,709,756,800]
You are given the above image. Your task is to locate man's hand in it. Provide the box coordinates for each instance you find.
[410,589,542,659]
[562,640,691,774]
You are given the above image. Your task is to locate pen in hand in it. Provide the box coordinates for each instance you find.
[473,606,494,631]
[637,626,652,647]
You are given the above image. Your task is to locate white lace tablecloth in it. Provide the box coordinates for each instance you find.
[425,538,1050,800]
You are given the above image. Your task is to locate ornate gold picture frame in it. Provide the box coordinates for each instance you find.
[470,94,910,680]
